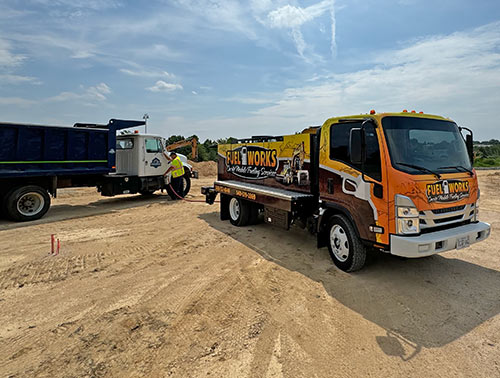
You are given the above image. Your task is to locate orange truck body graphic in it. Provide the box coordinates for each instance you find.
[203,111,490,271]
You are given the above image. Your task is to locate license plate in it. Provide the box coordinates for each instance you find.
[456,236,470,249]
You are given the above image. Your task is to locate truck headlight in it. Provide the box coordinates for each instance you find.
[395,195,420,235]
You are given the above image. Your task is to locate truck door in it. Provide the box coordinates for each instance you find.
[143,137,169,177]
[319,120,387,244]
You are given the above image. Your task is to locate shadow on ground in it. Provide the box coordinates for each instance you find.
[0,194,175,231]
[200,211,500,360]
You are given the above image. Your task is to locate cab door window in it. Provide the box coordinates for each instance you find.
[145,138,161,153]
[330,121,382,181]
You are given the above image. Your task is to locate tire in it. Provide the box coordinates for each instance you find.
[228,197,250,226]
[5,185,51,222]
[182,172,191,196]
[166,172,191,200]
[327,214,366,272]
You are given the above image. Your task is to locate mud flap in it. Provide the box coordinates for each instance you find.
[220,194,230,220]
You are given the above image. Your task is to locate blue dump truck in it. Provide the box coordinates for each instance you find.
[0,119,195,221]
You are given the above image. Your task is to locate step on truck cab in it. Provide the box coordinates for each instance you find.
[202,111,491,272]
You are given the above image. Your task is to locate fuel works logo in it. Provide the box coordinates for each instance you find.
[225,146,278,179]
[426,179,470,203]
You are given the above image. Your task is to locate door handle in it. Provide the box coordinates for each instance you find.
[342,178,357,195]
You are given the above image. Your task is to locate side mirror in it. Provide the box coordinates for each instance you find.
[350,128,366,164]
[465,134,474,164]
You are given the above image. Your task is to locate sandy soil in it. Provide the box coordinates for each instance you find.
[0,170,499,377]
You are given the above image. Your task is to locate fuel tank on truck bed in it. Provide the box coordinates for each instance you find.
[217,128,318,194]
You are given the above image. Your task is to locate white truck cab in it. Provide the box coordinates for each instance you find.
[116,133,193,177]
[106,133,194,198]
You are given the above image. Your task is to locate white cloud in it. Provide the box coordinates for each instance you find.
[147,80,183,92]
[192,91,198,95]
[0,39,25,68]
[120,68,176,79]
[46,82,112,102]
[0,74,41,85]
[87,83,111,100]
[330,6,336,56]
[8,32,97,60]
[266,0,335,59]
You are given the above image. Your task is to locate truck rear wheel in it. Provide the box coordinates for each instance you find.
[5,185,51,222]
[327,214,366,272]
[229,197,250,226]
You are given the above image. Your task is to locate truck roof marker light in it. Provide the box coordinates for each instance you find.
[370,109,376,115]
[419,111,424,114]
[402,109,408,113]
[411,110,416,113]
[134,130,139,133]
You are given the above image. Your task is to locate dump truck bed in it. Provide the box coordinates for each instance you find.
[0,119,143,178]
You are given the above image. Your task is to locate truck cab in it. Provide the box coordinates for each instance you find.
[99,133,194,197]
[317,112,490,270]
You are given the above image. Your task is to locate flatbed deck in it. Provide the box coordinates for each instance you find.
[214,180,313,201]
[203,180,314,213]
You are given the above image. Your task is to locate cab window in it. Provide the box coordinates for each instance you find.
[330,121,382,181]
[116,138,134,150]
[145,138,161,153]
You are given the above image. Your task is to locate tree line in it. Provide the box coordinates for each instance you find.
[474,139,500,167]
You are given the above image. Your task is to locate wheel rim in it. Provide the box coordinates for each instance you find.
[330,224,349,262]
[17,192,44,217]
[229,198,240,221]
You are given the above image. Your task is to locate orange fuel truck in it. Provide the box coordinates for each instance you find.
[202,111,491,272]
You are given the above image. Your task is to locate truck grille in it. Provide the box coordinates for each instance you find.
[419,203,474,230]
[431,205,466,214]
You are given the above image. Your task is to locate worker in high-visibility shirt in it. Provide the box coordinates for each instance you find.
[164,152,185,199]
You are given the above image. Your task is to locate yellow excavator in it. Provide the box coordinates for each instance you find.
[165,137,198,160]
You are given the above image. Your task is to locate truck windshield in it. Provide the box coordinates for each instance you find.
[382,116,472,175]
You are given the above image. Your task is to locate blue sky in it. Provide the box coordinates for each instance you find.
[1,0,499,140]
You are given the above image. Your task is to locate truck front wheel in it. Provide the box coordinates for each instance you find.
[182,171,191,196]
[5,185,51,222]
[327,214,366,272]
[229,197,250,226]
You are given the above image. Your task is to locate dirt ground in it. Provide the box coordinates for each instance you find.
[0,169,499,378]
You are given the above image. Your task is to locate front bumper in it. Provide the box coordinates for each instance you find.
[390,221,491,258]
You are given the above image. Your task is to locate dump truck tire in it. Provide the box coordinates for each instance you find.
[182,172,191,196]
[327,214,366,272]
[5,185,51,222]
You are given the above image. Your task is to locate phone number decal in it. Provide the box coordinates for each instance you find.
[215,185,231,194]
[235,190,256,200]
